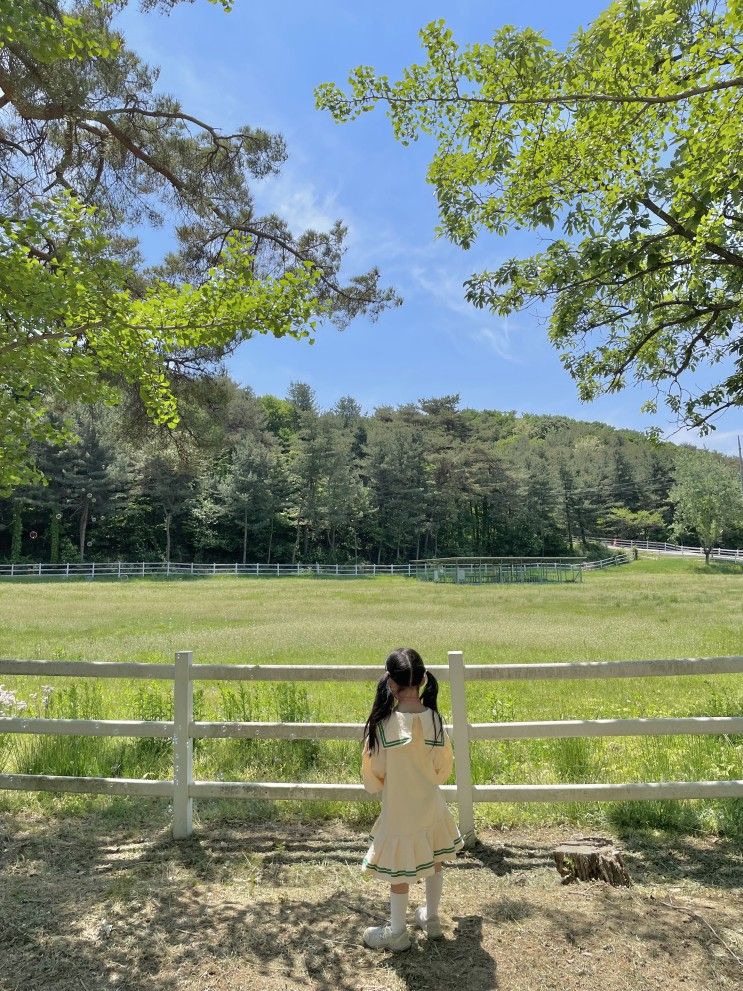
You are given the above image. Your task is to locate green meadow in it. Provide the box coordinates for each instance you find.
[1,556,742,835]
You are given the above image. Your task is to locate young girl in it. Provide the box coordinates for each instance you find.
[360,647,464,950]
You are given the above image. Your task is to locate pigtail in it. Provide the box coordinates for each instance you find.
[363,674,396,754]
[420,670,444,744]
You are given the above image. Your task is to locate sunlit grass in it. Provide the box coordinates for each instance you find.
[1,556,741,834]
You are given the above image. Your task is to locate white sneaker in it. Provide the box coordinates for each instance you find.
[414,906,443,939]
[362,925,411,951]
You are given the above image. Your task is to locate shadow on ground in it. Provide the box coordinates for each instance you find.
[1,813,741,991]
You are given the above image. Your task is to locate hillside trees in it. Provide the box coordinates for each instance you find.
[317,0,743,430]
[220,438,289,564]
[2,380,738,563]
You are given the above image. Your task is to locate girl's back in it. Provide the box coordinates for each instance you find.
[360,648,464,950]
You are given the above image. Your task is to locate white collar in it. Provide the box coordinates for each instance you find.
[378,709,444,748]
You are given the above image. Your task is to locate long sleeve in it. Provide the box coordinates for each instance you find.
[361,741,387,795]
[431,731,455,785]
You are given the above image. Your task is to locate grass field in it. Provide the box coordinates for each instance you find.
[1,556,742,836]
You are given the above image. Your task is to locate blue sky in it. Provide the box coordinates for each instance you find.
[119,0,742,456]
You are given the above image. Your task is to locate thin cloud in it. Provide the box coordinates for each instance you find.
[259,171,343,235]
[474,324,522,363]
[410,266,476,318]
[665,426,743,457]
[409,265,523,362]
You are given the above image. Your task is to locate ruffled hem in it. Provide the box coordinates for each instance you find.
[361,820,465,882]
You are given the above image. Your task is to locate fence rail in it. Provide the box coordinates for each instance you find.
[602,538,743,560]
[3,542,741,580]
[0,561,416,579]
[0,558,615,580]
[1,651,742,840]
[581,553,632,570]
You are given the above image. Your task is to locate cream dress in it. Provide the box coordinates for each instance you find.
[361,707,464,882]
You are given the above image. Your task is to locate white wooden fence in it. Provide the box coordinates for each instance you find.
[1,652,742,841]
[0,557,624,580]
[581,553,632,571]
[604,538,743,561]
[0,561,415,579]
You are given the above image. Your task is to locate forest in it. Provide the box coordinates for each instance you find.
[2,377,740,566]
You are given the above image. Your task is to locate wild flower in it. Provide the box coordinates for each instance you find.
[0,685,20,715]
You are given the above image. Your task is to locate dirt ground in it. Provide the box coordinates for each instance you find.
[1,811,741,991]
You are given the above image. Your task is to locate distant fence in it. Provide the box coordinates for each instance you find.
[0,561,414,579]
[411,559,585,584]
[1,651,742,841]
[0,556,629,581]
[604,538,743,561]
[582,553,632,571]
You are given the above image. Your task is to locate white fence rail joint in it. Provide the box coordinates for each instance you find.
[0,652,741,840]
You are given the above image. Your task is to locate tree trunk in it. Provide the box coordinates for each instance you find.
[291,514,301,564]
[564,495,574,551]
[79,497,90,562]
[266,519,274,564]
[50,508,60,564]
[164,511,172,564]
[242,507,248,565]
[10,501,22,563]
[553,837,631,886]
[704,546,711,565]
[576,507,587,546]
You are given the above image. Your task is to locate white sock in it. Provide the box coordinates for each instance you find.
[425,871,443,919]
[390,891,408,934]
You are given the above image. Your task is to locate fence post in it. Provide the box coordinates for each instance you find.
[173,650,194,839]
[448,650,475,845]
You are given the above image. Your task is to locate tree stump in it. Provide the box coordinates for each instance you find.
[553,836,631,886]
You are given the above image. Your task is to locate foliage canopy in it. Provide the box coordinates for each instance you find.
[670,448,743,562]
[317,0,743,430]
[0,0,397,491]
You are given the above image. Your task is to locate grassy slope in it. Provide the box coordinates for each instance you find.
[0,557,741,834]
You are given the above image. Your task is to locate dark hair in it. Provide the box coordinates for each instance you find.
[363,647,443,753]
